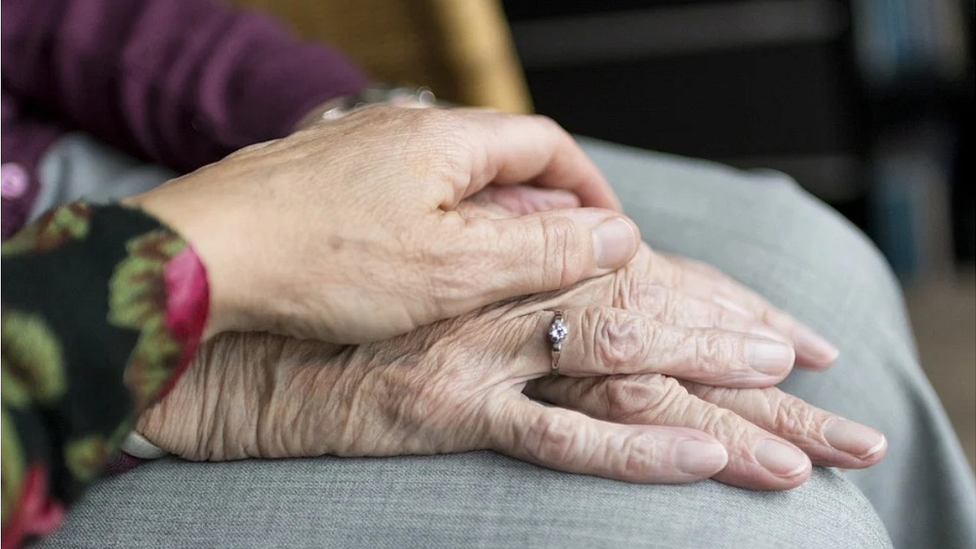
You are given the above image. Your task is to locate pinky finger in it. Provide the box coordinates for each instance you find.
[488,396,728,483]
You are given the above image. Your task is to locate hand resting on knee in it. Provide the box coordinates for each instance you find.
[138,192,886,491]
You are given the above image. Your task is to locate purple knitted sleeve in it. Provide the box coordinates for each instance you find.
[2,0,369,237]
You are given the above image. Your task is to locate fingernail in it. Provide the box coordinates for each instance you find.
[754,439,809,477]
[745,339,795,375]
[823,419,887,458]
[674,439,729,475]
[794,326,840,364]
[592,217,638,268]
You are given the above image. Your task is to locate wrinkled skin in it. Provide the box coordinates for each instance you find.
[140,197,886,491]
[127,107,641,343]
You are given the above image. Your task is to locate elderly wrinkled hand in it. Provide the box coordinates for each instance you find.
[519,247,888,489]
[138,197,885,490]
[125,106,637,343]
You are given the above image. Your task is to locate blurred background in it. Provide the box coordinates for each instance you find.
[241,0,973,467]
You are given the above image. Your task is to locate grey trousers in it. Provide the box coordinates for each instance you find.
[34,134,976,549]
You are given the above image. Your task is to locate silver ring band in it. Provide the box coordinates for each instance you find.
[547,310,567,377]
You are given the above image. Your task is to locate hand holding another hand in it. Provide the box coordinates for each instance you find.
[127,107,637,343]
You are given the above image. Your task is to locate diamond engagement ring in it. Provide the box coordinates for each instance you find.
[548,311,568,377]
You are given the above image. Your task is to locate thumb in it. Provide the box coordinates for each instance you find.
[425,208,639,321]
[446,208,639,312]
[492,206,639,282]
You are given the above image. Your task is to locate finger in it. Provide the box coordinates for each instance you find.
[657,253,839,368]
[442,209,639,309]
[469,185,582,216]
[525,307,795,386]
[456,110,622,210]
[487,395,727,483]
[619,282,790,343]
[682,381,887,468]
[526,375,813,490]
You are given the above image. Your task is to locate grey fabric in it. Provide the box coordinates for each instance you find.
[41,454,888,549]
[34,132,974,548]
[31,133,175,221]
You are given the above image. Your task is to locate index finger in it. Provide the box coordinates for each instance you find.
[454,109,622,211]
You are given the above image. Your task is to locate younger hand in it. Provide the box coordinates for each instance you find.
[127,107,634,343]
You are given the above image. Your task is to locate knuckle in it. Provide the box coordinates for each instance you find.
[529,412,579,464]
[769,393,816,435]
[619,433,659,477]
[589,310,644,373]
[772,405,802,434]
[603,375,687,422]
[699,406,751,443]
[695,332,735,375]
[538,215,585,287]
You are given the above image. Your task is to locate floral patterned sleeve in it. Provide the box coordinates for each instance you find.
[1,202,209,547]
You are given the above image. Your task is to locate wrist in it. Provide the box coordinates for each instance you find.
[120,190,238,339]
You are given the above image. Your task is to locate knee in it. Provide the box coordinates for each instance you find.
[729,468,892,548]
[551,467,891,548]
[746,170,904,308]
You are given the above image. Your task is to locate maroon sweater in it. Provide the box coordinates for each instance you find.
[1,0,369,238]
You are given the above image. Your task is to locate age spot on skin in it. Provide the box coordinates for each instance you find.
[329,236,345,252]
